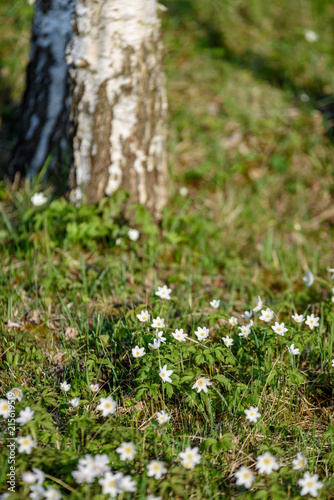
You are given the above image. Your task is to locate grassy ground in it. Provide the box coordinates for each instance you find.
[1,0,334,498]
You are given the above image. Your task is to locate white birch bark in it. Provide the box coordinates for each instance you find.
[68,0,168,216]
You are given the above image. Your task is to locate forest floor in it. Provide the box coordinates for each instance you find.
[1,0,334,498]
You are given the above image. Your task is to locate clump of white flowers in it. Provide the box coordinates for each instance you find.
[179,446,201,469]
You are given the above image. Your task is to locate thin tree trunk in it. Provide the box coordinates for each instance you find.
[10,0,74,180]
[68,0,168,216]
[10,0,168,217]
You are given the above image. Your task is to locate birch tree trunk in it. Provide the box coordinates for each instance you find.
[11,0,168,217]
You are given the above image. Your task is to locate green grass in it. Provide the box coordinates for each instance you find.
[1,0,334,498]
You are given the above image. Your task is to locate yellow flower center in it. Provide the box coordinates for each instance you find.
[13,390,20,396]
[307,481,314,488]
[22,438,30,445]
[299,460,304,467]
[263,458,271,465]
[187,453,193,459]
[108,480,116,488]
[243,472,250,479]
[105,402,111,408]
[125,446,132,454]
[161,372,166,377]
[153,464,161,472]
[198,380,204,386]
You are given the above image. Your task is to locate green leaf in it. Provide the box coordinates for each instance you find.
[214,374,232,391]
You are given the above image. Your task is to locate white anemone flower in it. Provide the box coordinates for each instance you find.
[255,452,279,475]
[155,330,167,343]
[44,487,62,500]
[234,466,255,489]
[31,192,47,207]
[155,285,172,300]
[90,384,100,393]
[72,464,96,484]
[99,472,123,497]
[241,310,252,320]
[303,270,314,287]
[69,397,80,408]
[120,475,137,492]
[31,468,45,485]
[292,453,307,471]
[7,387,23,401]
[172,329,188,342]
[128,229,140,241]
[222,335,233,347]
[148,339,161,349]
[210,300,220,308]
[93,454,111,476]
[116,442,137,461]
[292,313,305,324]
[159,365,173,383]
[21,471,38,484]
[29,484,46,499]
[298,471,323,497]
[60,381,71,392]
[304,30,318,43]
[244,406,261,423]
[97,396,117,416]
[0,399,10,418]
[192,377,212,393]
[17,435,36,454]
[16,406,35,425]
[156,410,171,425]
[194,326,210,341]
[253,296,263,312]
[272,322,288,336]
[147,460,167,480]
[132,346,146,358]
[287,344,300,355]
[151,317,165,329]
[137,310,150,322]
[305,314,319,330]
[259,308,274,322]
[229,316,238,326]
[238,325,251,337]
